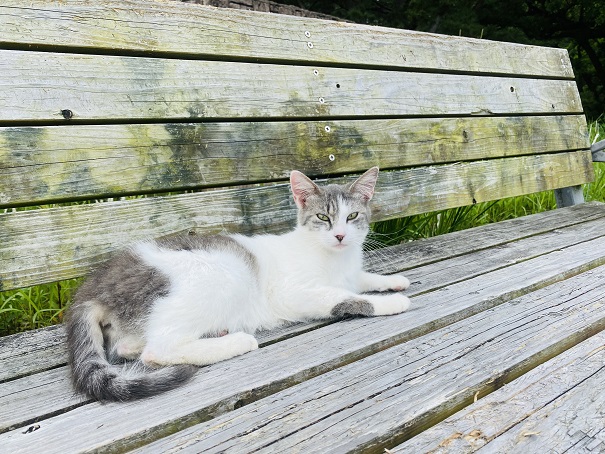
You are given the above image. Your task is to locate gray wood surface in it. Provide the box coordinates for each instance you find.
[0,49,583,123]
[131,267,605,453]
[0,152,594,292]
[2,218,605,451]
[2,203,604,382]
[392,332,605,453]
[0,1,574,78]
[0,115,588,207]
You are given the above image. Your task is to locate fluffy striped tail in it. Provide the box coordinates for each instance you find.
[65,302,197,401]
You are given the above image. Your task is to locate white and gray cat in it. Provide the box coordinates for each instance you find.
[66,167,411,401]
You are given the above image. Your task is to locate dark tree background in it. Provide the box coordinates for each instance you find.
[274,0,604,119]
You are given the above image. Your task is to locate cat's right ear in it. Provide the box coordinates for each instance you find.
[290,170,320,209]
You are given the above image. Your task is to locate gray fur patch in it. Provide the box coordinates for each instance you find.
[157,234,259,274]
[298,183,372,230]
[331,298,375,317]
[73,249,169,326]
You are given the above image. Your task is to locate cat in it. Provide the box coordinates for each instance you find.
[65,166,411,401]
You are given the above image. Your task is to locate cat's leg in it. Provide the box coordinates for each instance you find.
[285,286,410,320]
[357,271,410,293]
[140,332,258,368]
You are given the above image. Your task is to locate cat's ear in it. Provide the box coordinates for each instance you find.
[290,170,320,208]
[349,166,379,201]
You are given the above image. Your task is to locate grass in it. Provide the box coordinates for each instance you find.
[1,119,604,337]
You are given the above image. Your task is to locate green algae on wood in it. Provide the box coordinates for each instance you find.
[0,115,589,207]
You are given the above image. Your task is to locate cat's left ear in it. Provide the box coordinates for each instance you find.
[290,170,320,208]
[349,166,379,201]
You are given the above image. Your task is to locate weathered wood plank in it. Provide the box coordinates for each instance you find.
[130,270,605,454]
[0,151,594,291]
[2,237,605,451]
[0,115,589,207]
[0,325,67,383]
[390,331,605,453]
[0,1,574,78]
[4,256,605,453]
[0,367,87,435]
[480,370,605,453]
[0,50,583,123]
[366,201,605,274]
[3,204,604,382]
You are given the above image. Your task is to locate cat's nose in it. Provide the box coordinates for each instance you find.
[335,234,345,242]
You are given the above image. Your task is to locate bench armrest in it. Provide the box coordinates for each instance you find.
[592,139,605,162]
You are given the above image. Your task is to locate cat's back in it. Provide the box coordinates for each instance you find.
[75,234,259,308]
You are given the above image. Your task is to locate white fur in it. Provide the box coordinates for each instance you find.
[123,168,411,368]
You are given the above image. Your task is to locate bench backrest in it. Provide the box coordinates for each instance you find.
[0,0,592,292]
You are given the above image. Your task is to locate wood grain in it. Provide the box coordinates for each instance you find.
[0,115,589,207]
[0,49,583,123]
[391,332,605,453]
[3,252,604,452]
[130,269,605,454]
[0,152,594,291]
[0,1,573,78]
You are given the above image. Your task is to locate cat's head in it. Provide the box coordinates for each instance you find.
[290,167,379,252]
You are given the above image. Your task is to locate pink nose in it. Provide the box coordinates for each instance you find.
[335,234,345,242]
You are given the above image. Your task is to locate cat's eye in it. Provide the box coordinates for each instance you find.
[316,214,330,222]
[347,212,359,221]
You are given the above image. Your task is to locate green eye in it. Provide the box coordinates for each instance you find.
[316,213,330,222]
[347,212,359,221]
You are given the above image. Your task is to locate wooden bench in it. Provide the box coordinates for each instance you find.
[1,0,605,452]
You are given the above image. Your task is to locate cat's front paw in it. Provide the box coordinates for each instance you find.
[228,332,259,354]
[370,273,410,292]
[386,274,410,291]
[371,293,411,316]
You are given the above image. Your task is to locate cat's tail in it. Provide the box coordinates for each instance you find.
[65,301,197,401]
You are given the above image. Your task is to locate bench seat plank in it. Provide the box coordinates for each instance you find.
[391,332,605,453]
[2,203,604,382]
[4,213,605,433]
[2,228,605,451]
[130,269,605,454]
[0,152,594,291]
[0,50,583,123]
[0,1,573,78]
[0,115,589,207]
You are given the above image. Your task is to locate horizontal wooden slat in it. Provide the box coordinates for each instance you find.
[0,115,589,207]
[0,151,594,291]
[3,203,605,382]
[0,1,573,78]
[391,331,605,452]
[3,244,605,453]
[0,50,583,123]
[131,270,605,453]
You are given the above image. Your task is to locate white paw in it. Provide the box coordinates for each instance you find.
[371,293,411,316]
[387,274,410,291]
[228,332,259,355]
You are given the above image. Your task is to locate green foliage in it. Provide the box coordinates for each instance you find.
[0,279,80,337]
